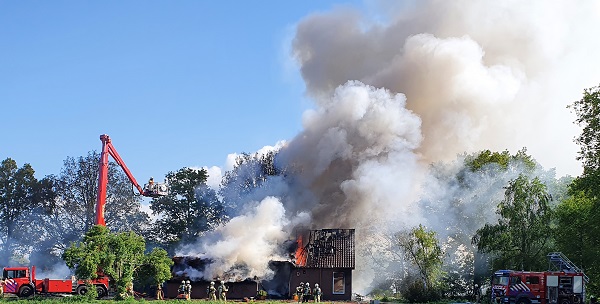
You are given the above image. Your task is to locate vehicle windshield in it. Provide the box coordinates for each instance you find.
[492,275,509,286]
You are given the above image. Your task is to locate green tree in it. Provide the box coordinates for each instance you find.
[464,148,536,173]
[555,192,594,266]
[396,224,444,291]
[569,84,600,197]
[0,158,56,265]
[419,148,543,292]
[564,84,600,294]
[134,247,174,290]
[30,152,150,268]
[54,151,150,234]
[555,191,599,293]
[472,174,553,270]
[63,225,171,299]
[150,167,227,248]
[568,84,600,175]
[220,151,281,205]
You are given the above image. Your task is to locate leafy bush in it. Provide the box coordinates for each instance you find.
[257,289,268,298]
[402,280,441,303]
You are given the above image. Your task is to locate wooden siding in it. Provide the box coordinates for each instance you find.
[289,267,353,301]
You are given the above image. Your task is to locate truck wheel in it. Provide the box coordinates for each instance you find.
[516,299,531,304]
[96,285,107,298]
[76,285,88,295]
[560,299,572,304]
[18,285,34,297]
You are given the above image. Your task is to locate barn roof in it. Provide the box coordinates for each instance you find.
[297,229,355,269]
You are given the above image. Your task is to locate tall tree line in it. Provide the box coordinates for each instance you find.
[1,85,600,298]
[0,151,229,270]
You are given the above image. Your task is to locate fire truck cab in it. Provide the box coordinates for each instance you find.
[491,253,588,304]
[492,270,585,304]
[2,266,110,298]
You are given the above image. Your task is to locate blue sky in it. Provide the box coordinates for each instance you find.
[0,1,362,183]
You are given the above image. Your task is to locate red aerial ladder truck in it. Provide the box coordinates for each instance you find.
[0,134,168,297]
[1,135,169,298]
[95,133,167,226]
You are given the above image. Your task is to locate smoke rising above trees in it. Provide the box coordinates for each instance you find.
[292,0,600,177]
[2,0,600,298]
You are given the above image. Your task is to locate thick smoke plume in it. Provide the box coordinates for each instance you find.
[178,197,300,280]
[293,0,600,177]
[178,0,600,294]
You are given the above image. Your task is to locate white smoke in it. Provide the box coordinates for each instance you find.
[180,0,600,294]
[288,1,600,288]
[177,196,310,280]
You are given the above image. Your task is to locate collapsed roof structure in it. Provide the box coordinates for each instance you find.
[165,228,355,301]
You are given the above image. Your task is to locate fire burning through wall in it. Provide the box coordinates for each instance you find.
[294,234,307,267]
[170,229,355,300]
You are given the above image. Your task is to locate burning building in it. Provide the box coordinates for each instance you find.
[164,229,355,301]
[290,229,355,301]
[164,256,260,299]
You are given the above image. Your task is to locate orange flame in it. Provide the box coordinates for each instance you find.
[295,234,307,267]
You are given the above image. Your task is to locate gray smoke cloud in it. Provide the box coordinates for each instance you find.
[178,0,600,294]
[292,0,600,177]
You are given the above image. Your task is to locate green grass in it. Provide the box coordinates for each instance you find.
[0,297,355,304]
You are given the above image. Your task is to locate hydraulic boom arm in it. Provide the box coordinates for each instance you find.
[95,134,166,226]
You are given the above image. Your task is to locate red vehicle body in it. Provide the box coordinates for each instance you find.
[1,135,168,298]
[2,266,110,298]
[491,253,588,304]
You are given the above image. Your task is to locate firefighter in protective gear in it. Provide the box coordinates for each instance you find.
[184,280,192,300]
[313,283,321,302]
[302,282,311,303]
[474,284,481,303]
[218,280,229,301]
[178,280,186,296]
[207,281,217,301]
[0,277,4,297]
[129,282,135,296]
[296,282,304,303]
[145,177,155,194]
[156,283,164,300]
